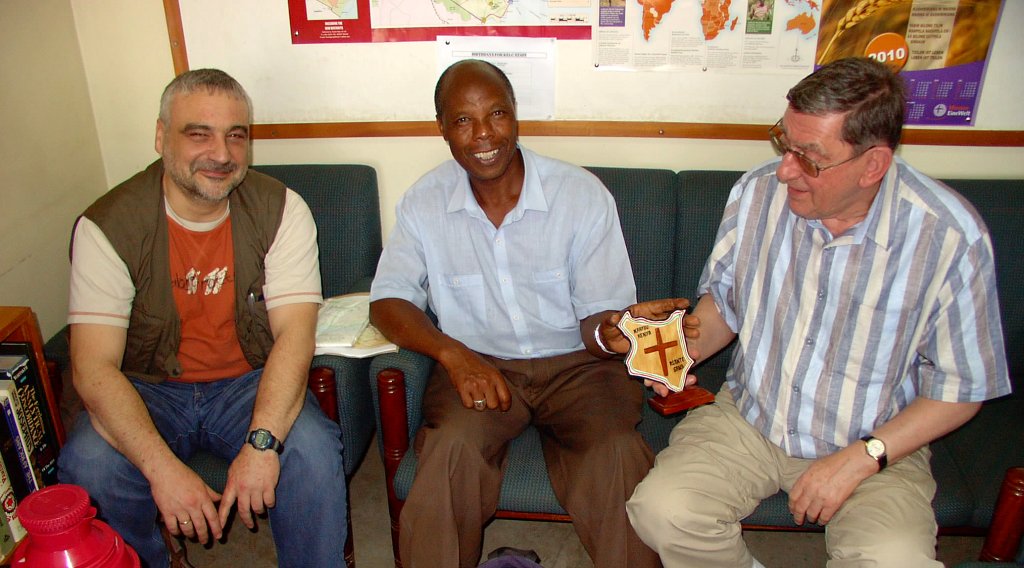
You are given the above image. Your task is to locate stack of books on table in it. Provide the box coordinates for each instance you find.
[315,293,398,358]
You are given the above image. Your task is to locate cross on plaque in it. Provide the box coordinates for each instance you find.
[616,309,695,393]
[644,328,678,376]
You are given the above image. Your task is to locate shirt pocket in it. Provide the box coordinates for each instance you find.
[824,296,922,390]
[437,272,487,331]
[533,267,576,329]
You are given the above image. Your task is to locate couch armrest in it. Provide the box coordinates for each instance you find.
[647,385,716,416]
[370,350,436,441]
[308,366,339,422]
[370,349,435,563]
[980,467,1024,562]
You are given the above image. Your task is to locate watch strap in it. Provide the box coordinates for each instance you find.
[248,429,284,454]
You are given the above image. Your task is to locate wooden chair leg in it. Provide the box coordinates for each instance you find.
[980,466,1024,562]
[377,368,410,568]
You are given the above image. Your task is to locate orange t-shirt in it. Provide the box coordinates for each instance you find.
[167,218,252,382]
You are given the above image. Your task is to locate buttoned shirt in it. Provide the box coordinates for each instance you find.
[371,147,637,359]
[699,157,1010,459]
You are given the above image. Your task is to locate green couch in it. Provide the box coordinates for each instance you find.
[371,167,1024,566]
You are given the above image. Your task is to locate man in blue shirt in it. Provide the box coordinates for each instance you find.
[370,59,660,568]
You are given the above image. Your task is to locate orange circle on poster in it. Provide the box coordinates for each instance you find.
[865,33,909,72]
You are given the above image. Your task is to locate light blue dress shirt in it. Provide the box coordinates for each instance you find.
[371,147,637,359]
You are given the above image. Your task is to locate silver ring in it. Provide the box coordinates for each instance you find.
[473,399,486,409]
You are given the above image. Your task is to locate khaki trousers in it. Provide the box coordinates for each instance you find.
[626,387,941,568]
[399,350,661,568]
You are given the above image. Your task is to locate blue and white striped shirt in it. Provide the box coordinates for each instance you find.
[699,157,1010,459]
[371,147,637,359]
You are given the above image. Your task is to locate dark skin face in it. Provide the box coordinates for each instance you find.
[435,61,525,224]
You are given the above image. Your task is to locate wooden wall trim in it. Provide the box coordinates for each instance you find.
[250,120,1024,145]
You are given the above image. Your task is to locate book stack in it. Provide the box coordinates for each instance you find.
[0,343,62,558]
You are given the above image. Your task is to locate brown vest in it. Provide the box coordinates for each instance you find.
[78,160,286,383]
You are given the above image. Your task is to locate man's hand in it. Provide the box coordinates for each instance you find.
[600,298,694,354]
[151,459,224,544]
[788,443,878,525]
[595,298,702,396]
[218,445,282,530]
[442,349,512,411]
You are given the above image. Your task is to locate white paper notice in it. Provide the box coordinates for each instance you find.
[437,36,557,120]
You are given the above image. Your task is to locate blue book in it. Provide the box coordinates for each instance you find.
[0,343,59,487]
[0,380,39,494]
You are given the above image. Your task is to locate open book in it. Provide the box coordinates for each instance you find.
[315,293,398,358]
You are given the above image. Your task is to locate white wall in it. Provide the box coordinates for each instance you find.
[0,0,994,340]
[0,0,107,337]
[72,1,1024,241]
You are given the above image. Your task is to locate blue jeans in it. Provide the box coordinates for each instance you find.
[57,370,347,568]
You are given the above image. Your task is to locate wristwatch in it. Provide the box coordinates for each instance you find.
[860,435,887,471]
[247,428,283,454]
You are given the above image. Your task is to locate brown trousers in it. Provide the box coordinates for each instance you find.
[399,350,661,568]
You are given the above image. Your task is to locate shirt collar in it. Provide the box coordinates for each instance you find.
[855,158,900,249]
[808,158,899,249]
[446,146,549,223]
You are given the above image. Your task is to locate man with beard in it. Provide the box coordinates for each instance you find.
[369,59,660,568]
[57,69,347,568]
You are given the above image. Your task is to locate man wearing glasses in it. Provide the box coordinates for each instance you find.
[621,57,1009,566]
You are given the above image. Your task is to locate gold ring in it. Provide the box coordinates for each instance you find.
[179,519,191,526]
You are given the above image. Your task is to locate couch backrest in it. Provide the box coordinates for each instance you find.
[585,167,680,303]
[674,171,743,393]
[252,164,382,297]
[941,178,1024,395]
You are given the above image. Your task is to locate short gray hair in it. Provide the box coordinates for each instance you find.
[158,69,253,124]
[786,57,905,150]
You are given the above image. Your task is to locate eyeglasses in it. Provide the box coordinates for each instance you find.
[768,119,874,178]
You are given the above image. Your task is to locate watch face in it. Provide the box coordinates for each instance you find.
[865,438,886,458]
[251,429,272,449]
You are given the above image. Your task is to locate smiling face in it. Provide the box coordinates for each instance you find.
[435,62,522,195]
[774,109,890,235]
[155,89,250,210]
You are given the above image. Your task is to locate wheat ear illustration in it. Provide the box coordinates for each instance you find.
[818,0,910,64]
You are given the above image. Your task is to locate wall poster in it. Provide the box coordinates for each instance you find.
[288,0,590,43]
[592,0,1004,126]
[818,0,1003,126]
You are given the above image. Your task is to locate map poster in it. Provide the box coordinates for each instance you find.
[817,0,1004,127]
[290,0,590,43]
[593,0,821,73]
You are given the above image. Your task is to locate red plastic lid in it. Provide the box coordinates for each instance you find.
[17,484,93,535]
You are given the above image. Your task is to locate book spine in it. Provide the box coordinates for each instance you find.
[0,342,60,486]
[0,389,39,493]
[0,414,29,503]
[0,451,25,554]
